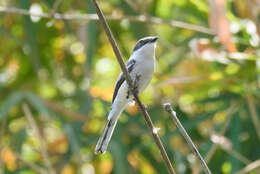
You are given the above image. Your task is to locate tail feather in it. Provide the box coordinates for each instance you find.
[95,119,118,154]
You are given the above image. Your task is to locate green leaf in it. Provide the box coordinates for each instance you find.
[103,122,131,173]
[12,129,27,153]
[228,112,242,172]
[24,92,51,116]
[20,0,40,72]
[64,123,81,154]
[0,92,23,121]
[86,0,98,72]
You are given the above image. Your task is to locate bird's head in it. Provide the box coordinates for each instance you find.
[132,36,158,57]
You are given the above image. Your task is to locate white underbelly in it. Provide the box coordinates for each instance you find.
[138,71,153,92]
[114,58,154,104]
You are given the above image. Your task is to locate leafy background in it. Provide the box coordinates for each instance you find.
[0,0,260,174]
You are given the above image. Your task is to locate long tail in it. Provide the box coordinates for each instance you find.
[95,118,118,154]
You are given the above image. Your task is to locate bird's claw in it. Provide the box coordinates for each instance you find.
[133,74,141,94]
[127,74,141,99]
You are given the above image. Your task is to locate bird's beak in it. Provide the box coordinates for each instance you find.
[151,36,159,42]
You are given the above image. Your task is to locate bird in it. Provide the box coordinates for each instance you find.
[95,36,158,154]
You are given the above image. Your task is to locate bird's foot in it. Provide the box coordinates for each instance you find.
[133,74,141,95]
[142,104,148,110]
[126,90,131,99]
[127,74,141,99]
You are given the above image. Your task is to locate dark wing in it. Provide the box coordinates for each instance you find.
[112,59,136,103]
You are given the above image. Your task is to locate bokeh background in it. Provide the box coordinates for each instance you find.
[0,0,260,174]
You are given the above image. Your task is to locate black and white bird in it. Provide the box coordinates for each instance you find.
[95,36,158,154]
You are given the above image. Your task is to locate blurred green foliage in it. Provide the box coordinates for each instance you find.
[0,0,260,174]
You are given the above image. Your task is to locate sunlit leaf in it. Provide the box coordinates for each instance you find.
[61,164,75,174]
[208,0,237,52]
[1,147,17,171]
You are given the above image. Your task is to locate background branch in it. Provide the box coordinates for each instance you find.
[42,98,87,121]
[210,133,251,164]
[234,159,260,174]
[50,0,63,16]
[22,103,56,174]
[205,102,239,163]
[15,153,48,174]
[0,6,215,35]
[90,0,176,173]
[246,94,260,143]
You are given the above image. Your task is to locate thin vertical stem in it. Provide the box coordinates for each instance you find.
[22,104,56,174]
[246,94,260,143]
[164,103,212,174]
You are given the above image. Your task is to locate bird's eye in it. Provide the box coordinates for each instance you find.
[141,40,147,45]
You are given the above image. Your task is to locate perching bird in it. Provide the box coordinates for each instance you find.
[95,36,158,154]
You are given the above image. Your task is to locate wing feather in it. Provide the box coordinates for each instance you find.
[112,59,136,103]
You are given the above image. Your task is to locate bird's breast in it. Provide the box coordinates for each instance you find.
[132,57,155,92]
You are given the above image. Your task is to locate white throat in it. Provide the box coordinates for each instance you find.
[132,43,156,59]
